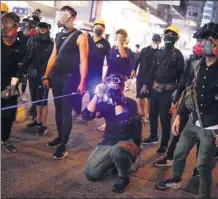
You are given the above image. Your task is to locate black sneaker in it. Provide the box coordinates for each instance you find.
[37,126,48,136]
[26,121,42,128]
[156,177,181,190]
[154,156,173,167]
[142,136,159,145]
[192,167,199,177]
[2,141,16,153]
[214,150,218,160]
[112,178,130,193]
[52,145,68,160]
[47,137,61,147]
[156,145,168,154]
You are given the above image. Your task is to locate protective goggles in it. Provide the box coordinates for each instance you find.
[104,76,122,84]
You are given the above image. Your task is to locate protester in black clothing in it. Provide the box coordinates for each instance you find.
[1,12,25,153]
[42,6,88,160]
[154,42,203,167]
[87,19,110,100]
[107,29,130,78]
[23,22,53,135]
[131,34,161,122]
[140,26,184,154]
[82,73,142,193]
[156,22,218,199]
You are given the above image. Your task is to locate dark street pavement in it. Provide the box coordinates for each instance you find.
[1,90,218,198]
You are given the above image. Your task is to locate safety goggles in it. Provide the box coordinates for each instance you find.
[104,76,122,84]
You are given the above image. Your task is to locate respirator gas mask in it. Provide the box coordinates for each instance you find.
[59,12,74,29]
[201,37,218,57]
[164,33,177,50]
[1,18,18,37]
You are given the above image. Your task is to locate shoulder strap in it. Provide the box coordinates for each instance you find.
[56,29,78,59]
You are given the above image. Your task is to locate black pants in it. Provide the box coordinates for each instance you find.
[149,90,173,146]
[51,73,80,145]
[21,73,27,93]
[28,76,37,112]
[73,95,82,115]
[1,96,17,141]
[167,116,189,159]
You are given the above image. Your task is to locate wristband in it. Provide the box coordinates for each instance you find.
[42,76,49,81]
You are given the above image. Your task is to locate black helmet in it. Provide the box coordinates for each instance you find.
[152,34,161,42]
[199,23,218,39]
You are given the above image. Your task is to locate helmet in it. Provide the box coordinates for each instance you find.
[164,25,180,39]
[199,22,218,39]
[94,19,105,27]
[15,106,27,123]
[152,34,161,42]
[1,2,9,13]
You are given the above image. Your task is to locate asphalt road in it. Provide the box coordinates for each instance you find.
[2,90,218,198]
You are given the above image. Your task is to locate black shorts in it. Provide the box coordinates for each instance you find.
[35,78,49,106]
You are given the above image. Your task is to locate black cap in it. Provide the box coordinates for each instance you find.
[152,34,161,42]
[37,22,49,29]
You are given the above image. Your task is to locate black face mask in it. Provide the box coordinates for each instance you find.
[35,32,50,41]
[94,28,103,36]
[164,35,176,50]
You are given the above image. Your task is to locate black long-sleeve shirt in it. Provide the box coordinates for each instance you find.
[144,48,184,86]
[82,97,142,146]
[1,37,25,91]
[178,58,218,128]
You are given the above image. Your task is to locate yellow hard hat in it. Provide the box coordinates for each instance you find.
[15,106,27,123]
[1,2,9,13]
[164,25,180,39]
[94,19,105,27]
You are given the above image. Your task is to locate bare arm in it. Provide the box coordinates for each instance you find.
[44,43,57,78]
[118,43,128,58]
[77,33,89,85]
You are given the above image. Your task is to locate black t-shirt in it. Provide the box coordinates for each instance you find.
[87,37,110,79]
[108,46,130,77]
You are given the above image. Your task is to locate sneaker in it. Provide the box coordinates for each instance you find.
[52,145,68,160]
[192,168,199,177]
[2,141,16,153]
[37,126,48,136]
[156,145,168,154]
[97,123,106,131]
[142,136,159,145]
[26,121,42,128]
[214,150,218,160]
[154,156,173,167]
[156,177,181,190]
[112,177,130,193]
[47,137,61,147]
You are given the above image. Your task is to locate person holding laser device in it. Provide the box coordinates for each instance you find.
[82,73,142,193]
